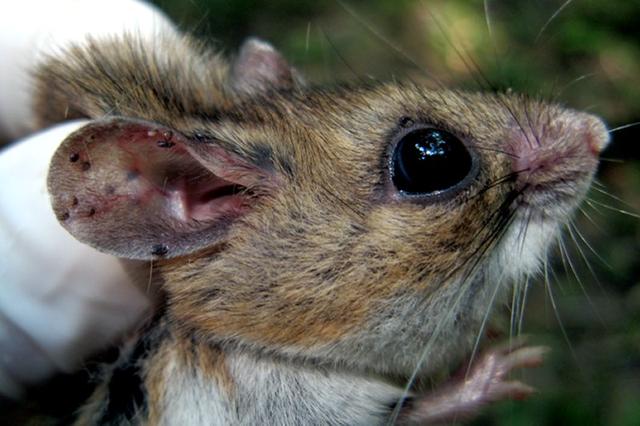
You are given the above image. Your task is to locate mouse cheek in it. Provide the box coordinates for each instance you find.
[163,200,385,352]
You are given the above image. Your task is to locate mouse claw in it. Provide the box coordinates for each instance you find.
[396,342,549,425]
[499,345,548,371]
[491,380,536,401]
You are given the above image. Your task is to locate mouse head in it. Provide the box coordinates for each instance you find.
[48,81,608,375]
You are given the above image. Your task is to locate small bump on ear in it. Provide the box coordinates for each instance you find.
[156,140,176,148]
[151,244,169,257]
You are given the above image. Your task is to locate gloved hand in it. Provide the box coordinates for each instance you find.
[0,0,175,398]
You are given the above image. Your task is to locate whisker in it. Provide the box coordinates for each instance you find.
[335,0,444,88]
[391,190,522,423]
[584,199,610,217]
[418,2,493,91]
[516,207,533,256]
[586,198,640,219]
[517,276,531,336]
[442,191,523,285]
[188,5,212,35]
[558,228,601,319]
[388,276,472,423]
[503,97,536,149]
[146,259,154,294]
[578,205,607,235]
[454,206,520,383]
[483,0,494,44]
[510,275,529,338]
[567,222,610,299]
[510,277,520,338]
[483,0,505,82]
[597,157,625,163]
[464,208,520,374]
[608,121,640,133]
[422,0,538,151]
[319,26,367,84]
[320,185,365,219]
[543,259,582,369]
[570,216,612,270]
[591,185,640,211]
[552,73,596,103]
[470,169,528,200]
[535,0,574,43]
[466,265,508,378]
[555,238,570,297]
[523,100,543,147]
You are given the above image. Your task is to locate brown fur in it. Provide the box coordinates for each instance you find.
[144,332,236,424]
[38,33,606,424]
[33,35,231,129]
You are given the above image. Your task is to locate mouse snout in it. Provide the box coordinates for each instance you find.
[508,109,609,192]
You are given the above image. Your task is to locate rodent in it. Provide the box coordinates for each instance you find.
[35,20,608,425]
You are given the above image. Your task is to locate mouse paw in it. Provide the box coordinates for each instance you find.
[397,340,549,425]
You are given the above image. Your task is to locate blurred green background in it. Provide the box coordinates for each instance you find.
[7,0,639,424]
[147,0,640,424]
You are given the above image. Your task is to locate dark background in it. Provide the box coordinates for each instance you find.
[5,0,640,424]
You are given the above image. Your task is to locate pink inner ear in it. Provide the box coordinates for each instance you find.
[121,140,251,224]
[49,118,263,260]
[94,120,251,224]
[175,174,249,223]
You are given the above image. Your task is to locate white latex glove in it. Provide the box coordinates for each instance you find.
[0,0,176,398]
[0,0,175,139]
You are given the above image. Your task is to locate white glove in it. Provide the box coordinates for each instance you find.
[0,0,175,398]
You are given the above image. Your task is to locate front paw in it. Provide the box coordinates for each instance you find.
[397,340,549,425]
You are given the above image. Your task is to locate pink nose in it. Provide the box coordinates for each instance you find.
[577,112,610,156]
[508,110,609,189]
[546,110,610,156]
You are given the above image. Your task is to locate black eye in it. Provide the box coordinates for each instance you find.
[391,127,474,195]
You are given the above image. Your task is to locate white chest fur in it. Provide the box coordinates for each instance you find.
[157,346,403,425]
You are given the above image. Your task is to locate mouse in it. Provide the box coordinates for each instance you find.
[35,21,609,425]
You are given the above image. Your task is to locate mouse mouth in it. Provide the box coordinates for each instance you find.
[514,181,591,221]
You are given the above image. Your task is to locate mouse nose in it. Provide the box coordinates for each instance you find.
[510,109,609,172]
[575,111,610,156]
[507,107,609,195]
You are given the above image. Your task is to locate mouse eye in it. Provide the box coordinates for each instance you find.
[391,127,474,195]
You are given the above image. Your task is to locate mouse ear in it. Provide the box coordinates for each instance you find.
[48,117,278,260]
[230,37,303,95]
